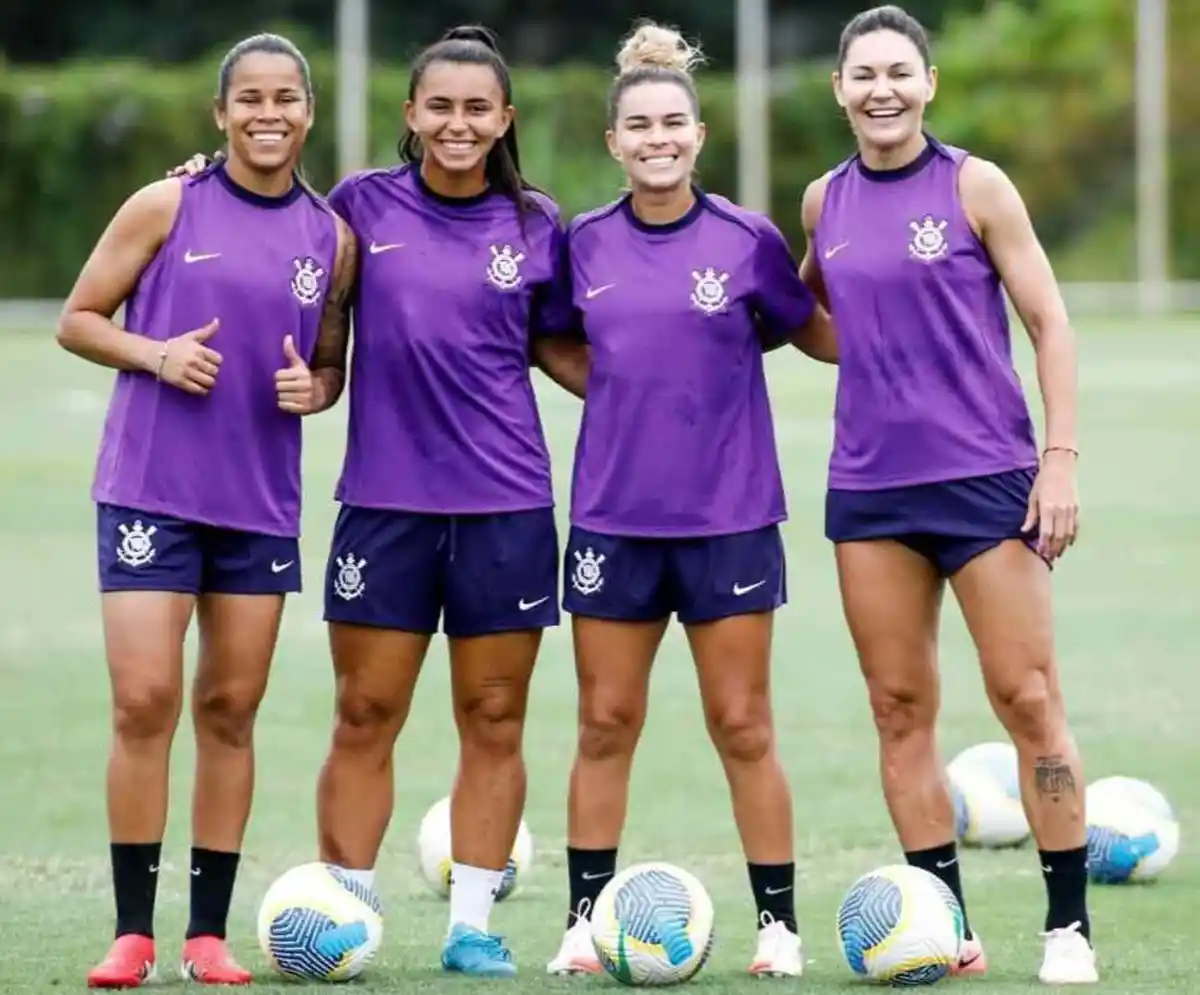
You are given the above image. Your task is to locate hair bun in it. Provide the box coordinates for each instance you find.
[615,21,704,76]
[443,24,501,51]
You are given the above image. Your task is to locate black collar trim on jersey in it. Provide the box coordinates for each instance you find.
[412,163,494,208]
[214,162,304,208]
[620,186,707,234]
[855,140,939,183]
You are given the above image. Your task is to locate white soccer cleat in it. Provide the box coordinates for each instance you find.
[1038,922,1098,985]
[546,918,602,976]
[748,915,804,978]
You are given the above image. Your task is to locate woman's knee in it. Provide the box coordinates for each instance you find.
[706,696,773,764]
[987,662,1065,746]
[457,675,528,759]
[113,679,181,742]
[866,673,939,745]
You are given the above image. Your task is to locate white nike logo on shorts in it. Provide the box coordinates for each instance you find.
[271,560,294,573]
[518,596,550,611]
[733,580,766,595]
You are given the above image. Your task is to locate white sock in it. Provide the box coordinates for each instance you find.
[335,866,376,891]
[448,862,504,933]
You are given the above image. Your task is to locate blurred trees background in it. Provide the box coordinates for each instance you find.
[1,0,1195,296]
[1,0,994,65]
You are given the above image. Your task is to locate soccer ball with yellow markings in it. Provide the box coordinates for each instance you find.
[836,864,964,985]
[589,861,715,986]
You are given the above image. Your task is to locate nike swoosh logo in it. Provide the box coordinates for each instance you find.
[732,580,766,595]
[184,251,221,263]
[935,859,957,869]
[271,560,294,573]
[580,871,613,881]
[519,596,550,611]
[369,242,404,254]
[824,241,849,259]
[585,283,615,299]
[763,885,792,895]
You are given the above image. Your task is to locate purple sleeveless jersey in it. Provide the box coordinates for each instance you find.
[92,166,339,536]
[328,164,573,515]
[567,192,815,538]
[816,138,1039,490]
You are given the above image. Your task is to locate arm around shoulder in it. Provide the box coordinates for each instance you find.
[307,212,358,413]
[57,178,183,371]
[788,173,838,363]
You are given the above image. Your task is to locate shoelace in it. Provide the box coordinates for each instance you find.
[464,931,512,962]
[1039,922,1090,960]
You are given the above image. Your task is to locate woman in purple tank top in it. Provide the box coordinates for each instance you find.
[801,5,1094,985]
[58,34,356,987]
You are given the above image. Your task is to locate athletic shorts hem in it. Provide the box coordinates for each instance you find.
[100,581,199,595]
[563,602,669,623]
[323,611,438,635]
[444,616,560,639]
[678,600,786,625]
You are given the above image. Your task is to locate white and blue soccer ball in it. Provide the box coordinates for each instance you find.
[257,862,383,981]
[837,864,964,986]
[590,862,715,986]
[946,741,1030,848]
[1086,775,1180,883]
[416,796,533,901]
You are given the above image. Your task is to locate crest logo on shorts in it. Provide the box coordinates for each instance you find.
[908,216,949,262]
[690,267,730,314]
[291,257,325,306]
[570,547,605,596]
[333,553,366,600]
[486,244,524,291]
[116,521,157,568]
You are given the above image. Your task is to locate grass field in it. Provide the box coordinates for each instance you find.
[1,315,1197,993]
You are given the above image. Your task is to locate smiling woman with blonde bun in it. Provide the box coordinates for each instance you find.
[546,19,837,980]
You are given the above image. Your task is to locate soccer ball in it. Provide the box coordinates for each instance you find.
[1086,775,1180,883]
[416,796,533,901]
[590,862,715,986]
[837,864,964,985]
[257,862,383,982]
[946,741,1030,848]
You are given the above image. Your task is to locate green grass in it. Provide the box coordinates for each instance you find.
[1,316,1198,992]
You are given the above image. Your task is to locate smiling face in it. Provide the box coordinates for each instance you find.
[215,51,312,175]
[834,29,936,155]
[607,79,705,195]
[404,60,513,185]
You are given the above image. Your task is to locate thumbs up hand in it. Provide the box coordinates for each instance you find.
[275,334,317,414]
[157,318,222,395]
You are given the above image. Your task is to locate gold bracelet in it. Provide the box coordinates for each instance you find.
[154,342,170,380]
[1042,446,1079,458]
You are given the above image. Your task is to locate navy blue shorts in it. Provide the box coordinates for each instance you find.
[563,524,786,624]
[97,503,301,595]
[323,506,560,637]
[825,469,1037,577]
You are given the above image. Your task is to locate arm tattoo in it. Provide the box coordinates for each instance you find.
[1033,754,1076,800]
[310,217,357,408]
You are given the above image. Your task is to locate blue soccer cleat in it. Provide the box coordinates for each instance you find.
[441,923,517,978]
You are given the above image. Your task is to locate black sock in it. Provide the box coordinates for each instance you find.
[112,842,162,938]
[566,847,618,929]
[905,842,973,940]
[747,862,797,933]
[1040,846,1090,940]
[186,848,241,940]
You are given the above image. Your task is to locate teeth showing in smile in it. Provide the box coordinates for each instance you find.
[642,155,677,166]
[442,140,476,152]
[250,133,286,144]
[866,109,902,118]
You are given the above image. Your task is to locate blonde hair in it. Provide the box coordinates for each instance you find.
[615,22,705,77]
[608,21,704,125]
